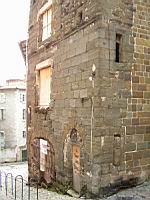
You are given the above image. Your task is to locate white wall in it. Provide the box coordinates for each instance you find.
[16,90,26,148]
[0,148,16,163]
[0,90,18,147]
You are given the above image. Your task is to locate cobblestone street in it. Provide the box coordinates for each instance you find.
[0,162,150,200]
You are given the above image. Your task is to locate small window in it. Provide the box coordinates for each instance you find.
[79,11,83,23]
[33,0,36,5]
[115,34,122,63]
[23,109,26,120]
[22,94,25,102]
[0,131,5,148]
[22,131,26,138]
[20,94,25,102]
[0,109,6,120]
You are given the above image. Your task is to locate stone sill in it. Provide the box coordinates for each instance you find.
[34,106,50,114]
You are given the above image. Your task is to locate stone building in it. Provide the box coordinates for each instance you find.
[0,79,27,162]
[27,0,150,197]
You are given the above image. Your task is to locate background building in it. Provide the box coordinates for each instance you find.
[0,79,27,162]
[27,0,150,198]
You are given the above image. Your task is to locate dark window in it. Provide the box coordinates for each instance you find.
[23,109,26,120]
[79,11,83,22]
[22,94,25,102]
[33,0,36,5]
[20,94,25,102]
[23,131,26,138]
[0,109,6,120]
[115,34,122,63]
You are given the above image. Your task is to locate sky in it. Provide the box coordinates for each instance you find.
[0,0,30,85]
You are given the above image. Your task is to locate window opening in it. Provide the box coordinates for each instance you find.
[79,11,83,22]
[115,34,122,63]
[23,131,26,138]
[42,9,52,41]
[23,109,26,120]
[0,109,6,120]
[33,0,36,5]
[39,67,51,107]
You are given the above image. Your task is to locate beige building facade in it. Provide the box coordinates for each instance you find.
[0,79,27,162]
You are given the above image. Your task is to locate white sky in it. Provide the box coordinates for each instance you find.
[0,0,30,85]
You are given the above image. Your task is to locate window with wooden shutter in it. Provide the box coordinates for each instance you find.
[39,67,51,107]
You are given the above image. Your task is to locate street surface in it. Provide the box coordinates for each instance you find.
[0,162,150,199]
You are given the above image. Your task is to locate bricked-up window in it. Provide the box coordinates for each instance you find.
[0,109,6,120]
[115,34,122,63]
[42,9,52,41]
[39,67,51,107]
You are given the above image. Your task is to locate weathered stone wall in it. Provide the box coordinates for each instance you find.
[87,0,134,196]
[27,0,150,197]
[124,0,150,186]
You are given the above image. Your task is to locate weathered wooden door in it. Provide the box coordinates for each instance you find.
[72,145,80,193]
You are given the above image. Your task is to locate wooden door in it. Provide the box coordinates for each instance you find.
[72,145,80,193]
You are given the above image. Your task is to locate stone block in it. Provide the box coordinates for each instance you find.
[80,89,88,98]
[137,142,147,150]
[144,134,150,141]
[69,99,76,107]
[74,90,80,98]
[125,143,136,152]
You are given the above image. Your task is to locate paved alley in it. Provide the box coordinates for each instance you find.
[0,162,150,200]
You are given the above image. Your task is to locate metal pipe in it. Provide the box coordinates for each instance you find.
[0,171,2,190]
[15,175,24,200]
[6,173,14,196]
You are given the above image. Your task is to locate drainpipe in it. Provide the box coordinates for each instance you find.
[89,64,96,166]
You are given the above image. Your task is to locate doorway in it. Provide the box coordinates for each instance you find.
[22,150,27,161]
[72,145,80,193]
[32,138,55,184]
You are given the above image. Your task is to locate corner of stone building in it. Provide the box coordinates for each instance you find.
[27,0,150,198]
